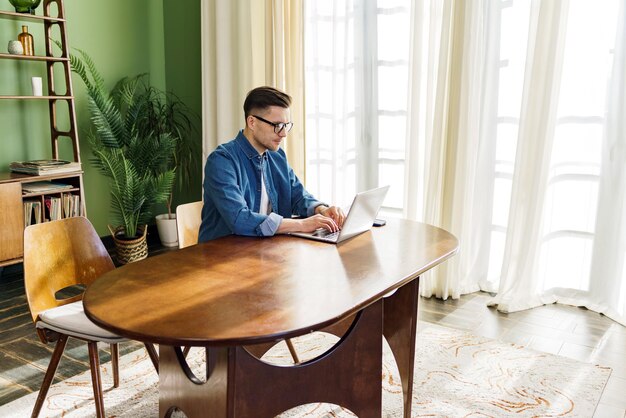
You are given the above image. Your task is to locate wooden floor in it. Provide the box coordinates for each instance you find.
[1,264,625,417]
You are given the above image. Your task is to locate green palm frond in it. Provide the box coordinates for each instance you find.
[75,48,105,92]
[69,47,198,238]
[137,170,175,226]
[125,133,176,175]
[86,94,126,148]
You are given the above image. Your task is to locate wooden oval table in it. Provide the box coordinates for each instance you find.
[84,219,458,418]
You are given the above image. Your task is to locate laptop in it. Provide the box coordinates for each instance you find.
[290,186,389,244]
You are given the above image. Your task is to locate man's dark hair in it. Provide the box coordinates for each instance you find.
[243,86,291,119]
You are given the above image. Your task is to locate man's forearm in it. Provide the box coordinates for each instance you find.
[276,217,305,234]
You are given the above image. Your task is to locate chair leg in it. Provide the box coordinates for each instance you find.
[285,338,301,364]
[31,334,68,418]
[183,346,191,357]
[144,342,159,374]
[87,342,105,418]
[110,343,119,388]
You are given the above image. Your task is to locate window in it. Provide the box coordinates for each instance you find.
[304,0,411,211]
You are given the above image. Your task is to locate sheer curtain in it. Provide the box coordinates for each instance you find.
[200,0,306,177]
[304,0,626,325]
[303,0,411,209]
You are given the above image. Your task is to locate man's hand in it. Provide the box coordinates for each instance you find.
[316,205,346,228]
[276,204,345,234]
[299,214,340,233]
[277,214,340,234]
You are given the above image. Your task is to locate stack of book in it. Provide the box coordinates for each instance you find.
[10,159,81,175]
[21,181,74,195]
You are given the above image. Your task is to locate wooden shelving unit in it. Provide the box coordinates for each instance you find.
[0,0,84,267]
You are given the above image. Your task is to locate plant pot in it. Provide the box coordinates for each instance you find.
[156,214,179,248]
[108,224,148,264]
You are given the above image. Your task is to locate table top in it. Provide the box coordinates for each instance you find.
[83,219,458,347]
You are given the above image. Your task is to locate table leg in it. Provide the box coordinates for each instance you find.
[158,299,384,418]
[159,345,228,418]
[230,299,383,418]
[383,278,420,418]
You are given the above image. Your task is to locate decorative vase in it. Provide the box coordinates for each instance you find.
[7,40,23,55]
[8,0,41,14]
[156,214,179,247]
[17,25,34,56]
[108,224,148,264]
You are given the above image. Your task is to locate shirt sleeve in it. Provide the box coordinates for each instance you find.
[257,212,283,236]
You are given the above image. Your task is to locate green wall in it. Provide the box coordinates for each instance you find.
[0,0,202,236]
[161,0,203,216]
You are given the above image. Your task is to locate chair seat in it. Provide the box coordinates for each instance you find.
[37,301,125,344]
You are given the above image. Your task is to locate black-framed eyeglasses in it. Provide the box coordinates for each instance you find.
[252,115,294,134]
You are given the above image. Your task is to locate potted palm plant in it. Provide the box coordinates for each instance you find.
[69,48,176,264]
[125,79,200,247]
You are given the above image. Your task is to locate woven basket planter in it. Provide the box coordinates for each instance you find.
[108,224,148,265]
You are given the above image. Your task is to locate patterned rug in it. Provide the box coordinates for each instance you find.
[0,325,611,417]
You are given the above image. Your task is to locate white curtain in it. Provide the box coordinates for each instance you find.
[486,0,571,310]
[303,1,411,209]
[201,0,306,177]
[405,0,496,299]
[304,0,626,325]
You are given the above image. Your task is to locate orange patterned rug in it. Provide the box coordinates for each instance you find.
[0,325,611,417]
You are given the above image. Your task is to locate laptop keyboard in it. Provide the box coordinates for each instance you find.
[313,229,340,240]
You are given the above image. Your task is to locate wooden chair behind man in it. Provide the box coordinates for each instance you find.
[23,216,159,418]
[175,201,301,363]
[176,200,203,249]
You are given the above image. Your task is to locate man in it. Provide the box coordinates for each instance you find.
[199,86,345,242]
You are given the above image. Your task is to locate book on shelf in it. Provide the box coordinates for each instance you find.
[62,194,80,218]
[45,196,62,221]
[21,181,74,194]
[23,200,42,227]
[10,160,82,175]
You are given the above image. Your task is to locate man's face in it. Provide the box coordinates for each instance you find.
[246,106,291,154]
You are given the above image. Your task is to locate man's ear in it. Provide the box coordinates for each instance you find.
[246,115,255,130]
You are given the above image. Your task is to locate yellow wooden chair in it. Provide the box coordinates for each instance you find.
[23,217,159,418]
[176,201,203,249]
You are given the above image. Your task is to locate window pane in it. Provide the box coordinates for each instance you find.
[539,236,593,291]
[378,115,406,153]
[377,10,409,62]
[378,163,404,209]
[551,123,602,173]
[544,179,598,234]
[378,66,408,111]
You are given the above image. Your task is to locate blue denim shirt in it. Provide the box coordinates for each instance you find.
[199,130,323,242]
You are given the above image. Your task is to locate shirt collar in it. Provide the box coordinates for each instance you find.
[235,130,266,160]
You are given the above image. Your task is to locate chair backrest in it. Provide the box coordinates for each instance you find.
[23,217,115,324]
[176,201,203,249]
